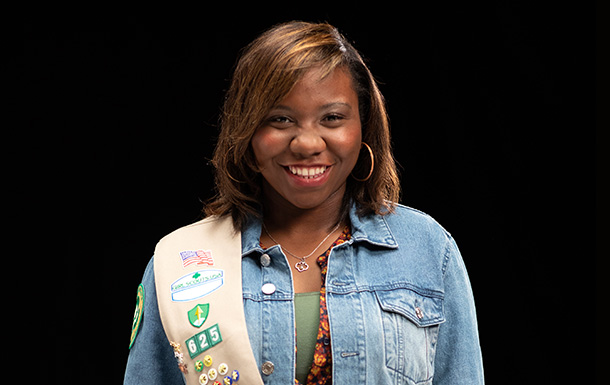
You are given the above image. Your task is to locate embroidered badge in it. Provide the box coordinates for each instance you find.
[129,284,145,349]
[188,303,210,328]
[170,269,224,302]
[185,323,223,359]
[180,249,214,268]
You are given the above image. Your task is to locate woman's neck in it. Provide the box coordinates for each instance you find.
[261,183,346,236]
[260,182,348,293]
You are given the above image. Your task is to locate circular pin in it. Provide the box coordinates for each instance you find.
[223,376,233,385]
[218,363,229,376]
[195,360,204,372]
[198,373,208,385]
[261,283,276,295]
[231,370,240,381]
[204,355,213,367]
[208,368,218,380]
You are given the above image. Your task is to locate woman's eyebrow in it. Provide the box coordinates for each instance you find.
[269,105,294,112]
[320,102,352,110]
[269,102,352,113]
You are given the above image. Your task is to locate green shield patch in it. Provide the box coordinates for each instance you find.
[187,303,209,328]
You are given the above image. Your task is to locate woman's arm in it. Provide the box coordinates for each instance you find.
[433,237,485,384]
[124,258,185,385]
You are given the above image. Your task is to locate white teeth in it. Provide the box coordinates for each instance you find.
[288,166,328,179]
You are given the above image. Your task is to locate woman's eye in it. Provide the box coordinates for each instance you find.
[268,116,293,124]
[322,114,345,125]
[267,115,294,128]
[271,116,291,123]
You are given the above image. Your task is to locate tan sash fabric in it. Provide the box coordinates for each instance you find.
[154,216,263,385]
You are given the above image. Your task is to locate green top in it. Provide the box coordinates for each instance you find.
[295,292,321,383]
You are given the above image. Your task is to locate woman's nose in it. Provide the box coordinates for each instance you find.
[289,129,326,158]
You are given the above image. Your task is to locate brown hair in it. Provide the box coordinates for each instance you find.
[205,21,400,230]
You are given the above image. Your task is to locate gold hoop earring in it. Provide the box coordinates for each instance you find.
[351,142,374,182]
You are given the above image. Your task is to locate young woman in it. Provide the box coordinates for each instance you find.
[124,21,484,385]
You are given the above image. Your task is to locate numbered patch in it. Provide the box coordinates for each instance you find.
[185,324,223,359]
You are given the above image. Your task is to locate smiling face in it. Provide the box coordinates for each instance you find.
[251,66,362,211]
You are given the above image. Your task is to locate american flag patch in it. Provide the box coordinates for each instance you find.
[179,250,214,268]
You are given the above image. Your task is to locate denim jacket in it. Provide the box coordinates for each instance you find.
[124,204,484,384]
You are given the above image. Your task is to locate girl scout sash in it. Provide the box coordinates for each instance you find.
[154,215,264,385]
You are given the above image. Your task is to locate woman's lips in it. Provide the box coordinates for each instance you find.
[282,165,333,186]
[286,165,329,179]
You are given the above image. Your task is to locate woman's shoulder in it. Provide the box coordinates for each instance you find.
[383,203,453,243]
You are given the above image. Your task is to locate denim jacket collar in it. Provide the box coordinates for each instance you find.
[241,203,398,257]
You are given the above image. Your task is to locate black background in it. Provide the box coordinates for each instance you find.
[23,2,600,384]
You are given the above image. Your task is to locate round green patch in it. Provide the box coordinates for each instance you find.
[129,283,145,349]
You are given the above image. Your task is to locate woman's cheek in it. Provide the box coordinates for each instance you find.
[251,127,287,166]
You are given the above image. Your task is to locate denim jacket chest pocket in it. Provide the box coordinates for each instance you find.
[374,287,445,384]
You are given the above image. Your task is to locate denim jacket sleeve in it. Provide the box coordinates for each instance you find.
[123,257,185,385]
[433,237,484,385]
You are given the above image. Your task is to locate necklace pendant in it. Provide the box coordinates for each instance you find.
[295,260,309,272]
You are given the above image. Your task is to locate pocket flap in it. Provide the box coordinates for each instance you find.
[375,288,445,327]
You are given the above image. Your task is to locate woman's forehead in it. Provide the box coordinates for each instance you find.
[271,67,358,110]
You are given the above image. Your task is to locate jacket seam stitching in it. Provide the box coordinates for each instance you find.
[441,236,452,277]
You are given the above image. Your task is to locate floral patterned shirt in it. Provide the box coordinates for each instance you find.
[296,226,352,385]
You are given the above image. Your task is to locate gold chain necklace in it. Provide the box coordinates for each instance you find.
[262,222,341,272]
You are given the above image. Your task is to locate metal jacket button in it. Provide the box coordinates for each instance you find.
[260,253,271,267]
[261,361,274,375]
[261,283,276,295]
